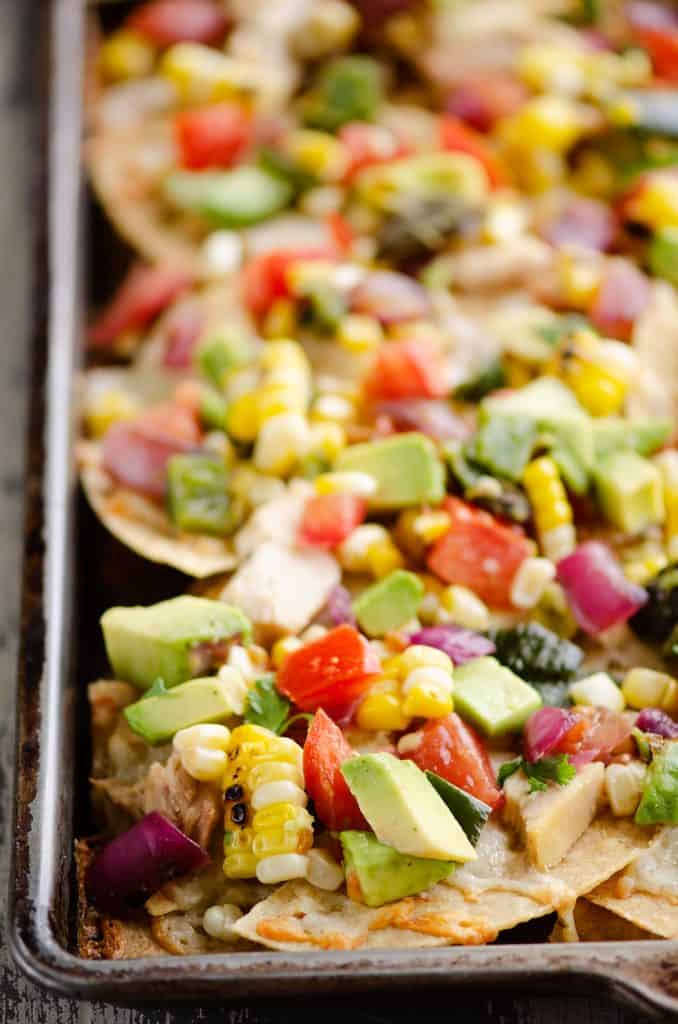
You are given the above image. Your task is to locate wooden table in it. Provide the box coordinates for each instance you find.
[0,3,656,1021]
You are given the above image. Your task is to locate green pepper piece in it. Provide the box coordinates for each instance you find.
[167,455,233,535]
[200,389,229,432]
[164,167,293,228]
[198,330,252,389]
[453,359,506,402]
[302,56,383,133]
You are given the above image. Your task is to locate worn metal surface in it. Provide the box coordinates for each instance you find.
[0,1,674,1021]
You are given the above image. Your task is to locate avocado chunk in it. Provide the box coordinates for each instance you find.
[303,56,383,133]
[635,740,678,825]
[425,772,491,846]
[197,329,253,389]
[167,455,234,535]
[594,450,665,534]
[341,752,476,863]
[164,166,293,228]
[340,831,455,907]
[352,570,424,637]
[478,377,594,493]
[124,676,234,745]
[101,596,251,690]
[453,656,542,736]
[592,417,671,460]
[335,433,444,509]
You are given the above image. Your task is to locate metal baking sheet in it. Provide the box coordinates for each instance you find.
[8,0,678,1013]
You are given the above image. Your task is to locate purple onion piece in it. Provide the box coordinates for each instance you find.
[322,584,357,628]
[409,625,495,665]
[636,707,678,739]
[556,541,648,636]
[350,270,431,324]
[86,812,210,914]
[373,399,471,441]
[524,706,577,762]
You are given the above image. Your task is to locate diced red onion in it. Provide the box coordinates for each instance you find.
[589,259,650,341]
[102,421,196,499]
[408,625,495,665]
[636,707,678,739]
[128,1,230,46]
[88,264,192,348]
[163,303,204,369]
[446,75,528,133]
[542,197,617,252]
[86,812,210,914]
[556,542,648,636]
[322,585,358,628]
[524,707,577,763]
[350,271,431,324]
[373,400,471,441]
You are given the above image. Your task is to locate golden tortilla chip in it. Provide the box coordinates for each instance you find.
[233,816,657,951]
[569,899,660,942]
[586,828,678,940]
[79,444,237,578]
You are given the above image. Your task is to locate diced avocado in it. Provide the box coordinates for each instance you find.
[649,227,678,286]
[166,455,234,535]
[453,656,542,736]
[197,330,253,389]
[200,388,229,432]
[335,433,444,509]
[164,167,293,228]
[424,772,491,847]
[303,56,383,133]
[594,450,665,534]
[453,359,506,403]
[635,740,678,824]
[341,752,476,863]
[352,570,424,637]
[480,377,594,493]
[340,831,455,908]
[593,417,672,460]
[124,676,234,745]
[101,596,251,690]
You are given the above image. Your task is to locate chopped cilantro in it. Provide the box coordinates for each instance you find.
[498,754,576,793]
[244,674,291,734]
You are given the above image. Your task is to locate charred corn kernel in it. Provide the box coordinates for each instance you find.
[99,29,155,81]
[337,314,383,354]
[315,471,377,497]
[216,665,250,716]
[523,457,575,557]
[309,421,346,461]
[440,585,490,632]
[502,96,588,153]
[253,412,311,476]
[570,672,625,713]
[356,691,410,731]
[510,556,557,609]
[557,252,602,309]
[312,394,355,423]
[402,686,454,719]
[86,390,139,438]
[562,357,627,417]
[397,645,453,677]
[202,903,242,941]
[622,668,678,713]
[654,451,678,560]
[173,724,231,782]
[272,636,303,668]
[533,581,577,639]
[338,524,391,572]
[223,724,311,880]
[256,853,309,884]
[263,298,297,339]
[227,392,260,443]
[305,848,344,891]
[605,762,647,817]
[286,130,349,182]
[366,538,405,579]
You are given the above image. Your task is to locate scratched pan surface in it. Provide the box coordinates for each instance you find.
[7,0,678,1014]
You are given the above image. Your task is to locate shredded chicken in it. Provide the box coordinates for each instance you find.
[143,753,222,850]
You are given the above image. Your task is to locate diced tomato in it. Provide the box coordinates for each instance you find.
[127,0,229,46]
[628,3,678,80]
[589,259,650,341]
[446,73,528,133]
[363,338,449,402]
[439,116,506,189]
[163,302,205,369]
[241,247,336,318]
[555,707,633,766]
[303,710,368,831]
[88,264,192,348]
[277,625,379,719]
[325,212,354,255]
[427,497,530,609]
[102,402,200,499]
[298,494,367,550]
[338,122,413,183]
[175,104,254,171]
[403,713,504,810]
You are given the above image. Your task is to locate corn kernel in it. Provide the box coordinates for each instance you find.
[483,200,528,244]
[300,624,328,643]
[272,636,303,668]
[503,96,588,153]
[312,394,355,423]
[605,762,647,817]
[99,29,155,82]
[173,724,231,782]
[557,252,602,309]
[263,299,297,339]
[655,450,678,560]
[338,524,390,572]
[253,412,311,476]
[622,668,678,713]
[261,340,308,372]
[202,903,242,941]
[227,392,260,443]
[570,672,625,713]
[366,539,405,578]
[510,557,556,609]
[627,173,678,231]
[257,383,307,422]
[566,359,627,417]
[440,585,490,632]
[402,685,454,719]
[397,645,453,677]
[356,692,410,731]
[305,848,344,891]
[309,421,346,461]
[337,314,384,354]
[286,130,349,182]
[160,44,265,106]
[315,471,377,498]
[256,853,309,885]
[251,781,307,811]
[85,390,140,438]
[402,665,453,697]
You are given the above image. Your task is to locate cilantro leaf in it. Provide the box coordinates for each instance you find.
[142,678,169,700]
[497,754,576,793]
[244,674,291,734]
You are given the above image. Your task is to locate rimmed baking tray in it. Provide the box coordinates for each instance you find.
[8,0,678,1013]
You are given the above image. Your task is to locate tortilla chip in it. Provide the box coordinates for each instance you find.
[570,899,662,942]
[586,828,678,940]
[79,443,236,577]
[233,816,657,951]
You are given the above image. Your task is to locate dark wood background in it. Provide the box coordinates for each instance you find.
[0,1,656,1019]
